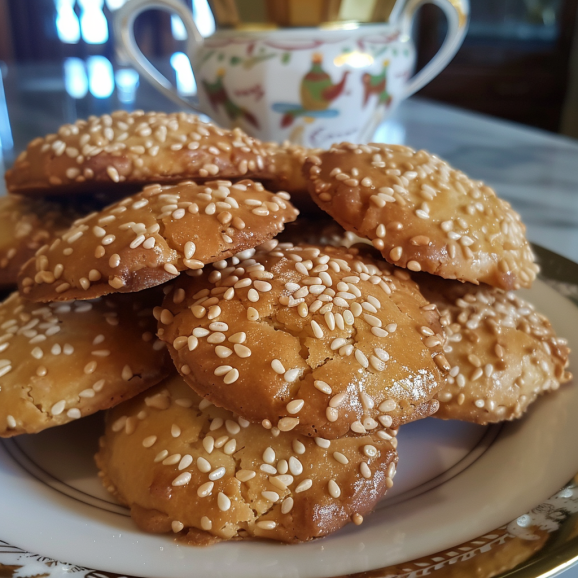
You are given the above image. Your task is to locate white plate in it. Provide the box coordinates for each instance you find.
[0,278,577,578]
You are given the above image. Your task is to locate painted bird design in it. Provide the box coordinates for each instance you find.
[281,53,350,127]
[362,60,392,107]
[202,68,260,129]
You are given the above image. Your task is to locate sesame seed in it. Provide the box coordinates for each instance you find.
[311,320,324,338]
[295,479,312,493]
[263,447,276,464]
[333,451,349,465]
[119,364,133,381]
[171,521,184,533]
[164,263,179,275]
[286,399,304,414]
[217,492,231,511]
[247,307,259,321]
[163,453,181,466]
[171,472,191,487]
[184,241,196,259]
[355,349,369,368]
[233,343,251,358]
[236,470,256,482]
[363,445,378,458]
[262,491,280,502]
[360,462,371,478]
[278,417,299,431]
[254,280,272,292]
[197,481,214,497]
[223,368,239,384]
[271,359,285,374]
[197,457,211,472]
[328,480,341,498]
[209,466,226,481]
[228,332,246,344]
[289,456,303,476]
[284,368,300,383]
[314,380,332,394]
[256,520,277,530]
[315,437,331,449]
[281,497,294,514]
[142,435,157,448]
[351,421,366,434]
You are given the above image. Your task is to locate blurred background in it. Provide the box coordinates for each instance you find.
[0,0,577,166]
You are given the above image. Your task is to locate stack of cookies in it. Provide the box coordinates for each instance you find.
[0,111,571,545]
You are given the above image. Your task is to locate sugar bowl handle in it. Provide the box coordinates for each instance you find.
[397,0,469,98]
[114,0,205,112]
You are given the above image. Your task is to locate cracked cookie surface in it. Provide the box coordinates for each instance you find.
[416,276,572,424]
[158,242,448,438]
[95,374,398,544]
[303,143,539,290]
[6,111,275,196]
[0,288,170,437]
[18,179,298,302]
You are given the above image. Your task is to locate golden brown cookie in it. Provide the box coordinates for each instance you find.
[0,195,100,288]
[95,374,398,543]
[0,288,170,437]
[303,143,539,290]
[18,179,298,302]
[415,276,572,424]
[5,111,275,196]
[158,241,449,439]
[263,143,323,214]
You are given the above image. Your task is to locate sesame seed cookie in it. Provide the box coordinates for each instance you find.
[0,195,97,288]
[416,276,572,424]
[0,288,170,437]
[158,241,449,439]
[5,111,275,196]
[18,180,298,303]
[263,143,323,214]
[95,374,398,543]
[303,143,539,290]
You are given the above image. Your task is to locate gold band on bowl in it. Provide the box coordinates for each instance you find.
[207,0,398,29]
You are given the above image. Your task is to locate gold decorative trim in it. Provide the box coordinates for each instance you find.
[207,0,397,29]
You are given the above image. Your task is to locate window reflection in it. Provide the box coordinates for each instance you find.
[64,57,89,98]
[79,0,109,44]
[170,52,196,95]
[55,0,81,44]
[87,56,115,98]
[105,0,127,10]
[0,64,14,170]
[115,68,139,104]
[171,15,187,41]
[193,0,215,37]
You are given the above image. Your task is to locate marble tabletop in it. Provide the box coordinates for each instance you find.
[1,62,578,578]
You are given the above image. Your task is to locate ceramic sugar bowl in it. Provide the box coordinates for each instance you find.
[115,0,469,148]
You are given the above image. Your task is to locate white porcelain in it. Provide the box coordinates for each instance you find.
[114,0,469,148]
[0,279,576,578]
